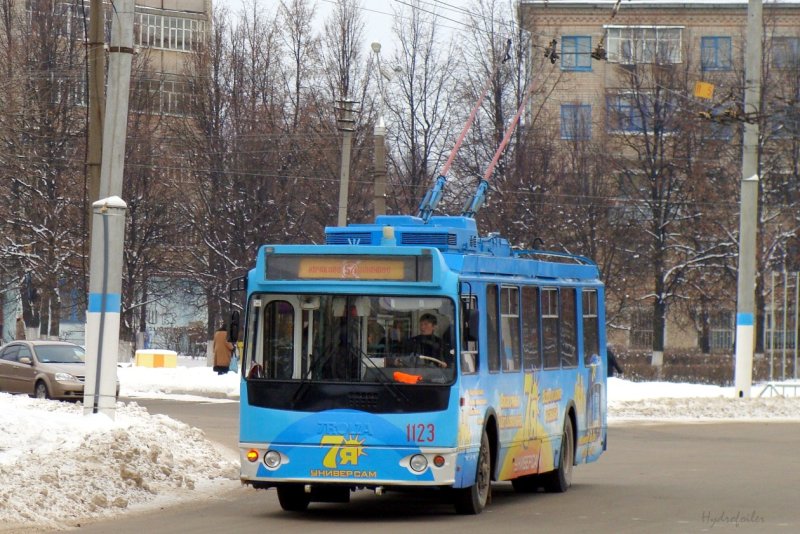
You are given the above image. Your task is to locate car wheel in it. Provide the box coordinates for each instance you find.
[34,381,50,400]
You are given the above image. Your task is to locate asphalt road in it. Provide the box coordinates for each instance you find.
[66,399,800,533]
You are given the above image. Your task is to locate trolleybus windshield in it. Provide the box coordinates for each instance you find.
[245,294,457,385]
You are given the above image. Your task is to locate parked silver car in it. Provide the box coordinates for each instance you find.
[0,341,119,401]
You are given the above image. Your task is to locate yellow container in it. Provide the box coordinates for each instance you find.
[135,349,178,368]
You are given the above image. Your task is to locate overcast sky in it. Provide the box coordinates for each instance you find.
[214,0,400,54]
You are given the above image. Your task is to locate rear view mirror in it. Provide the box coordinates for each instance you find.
[19,357,32,365]
[229,311,240,343]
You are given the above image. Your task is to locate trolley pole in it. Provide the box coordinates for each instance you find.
[337,99,357,227]
[371,42,390,219]
[373,117,387,218]
[83,0,135,418]
[734,0,762,398]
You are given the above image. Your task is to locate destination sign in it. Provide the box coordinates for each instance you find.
[266,254,432,282]
[299,258,404,280]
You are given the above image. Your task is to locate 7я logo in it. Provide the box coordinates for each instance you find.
[320,435,366,468]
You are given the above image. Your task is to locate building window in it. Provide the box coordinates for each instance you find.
[607,91,676,133]
[710,311,734,352]
[707,121,734,141]
[606,93,646,132]
[701,36,732,71]
[630,308,653,350]
[769,108,800,138]
[134,12,206,52]
[561,36,592,71]
[561,104,592,140]
[772,37,800,70]
[606,26,682,64]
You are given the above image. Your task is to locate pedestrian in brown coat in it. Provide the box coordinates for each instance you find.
[15,317,25,340]
[213,324,233,375]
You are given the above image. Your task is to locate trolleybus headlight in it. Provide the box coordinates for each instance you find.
[264,450,282,469]
[433,455,445,468]
[246,449,260,462]
[409,454,428,473]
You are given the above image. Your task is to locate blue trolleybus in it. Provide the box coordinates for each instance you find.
[236,214,607,514]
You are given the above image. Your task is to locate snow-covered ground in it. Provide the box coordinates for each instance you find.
[1,358,799,532]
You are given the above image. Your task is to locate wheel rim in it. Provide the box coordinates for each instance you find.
[36,384,46,399]
[476,437,490,505]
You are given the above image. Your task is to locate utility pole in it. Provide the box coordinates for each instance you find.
[734,0,762,399]
[371,42,389,219]
[336,99,358,227]
[87,0,105,208]
[83,0,135,419]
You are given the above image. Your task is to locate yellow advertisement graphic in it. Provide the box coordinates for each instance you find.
[310,435,377,478]
[320,435,366,468]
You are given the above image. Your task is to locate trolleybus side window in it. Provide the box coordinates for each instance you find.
[486,284,500,372]
[582,289,600,366]
[460,295,479,373]
[500,285,521,372]
[522,286,541,370]
[542,288,559,369]
[265,300,295,379]
[561,288,577,368]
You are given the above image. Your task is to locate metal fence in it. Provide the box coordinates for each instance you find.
[764,271,799,381]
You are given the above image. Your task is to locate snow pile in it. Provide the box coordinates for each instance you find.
[608,377,800,422]
[118,364,240,400]
[0,394,238,532]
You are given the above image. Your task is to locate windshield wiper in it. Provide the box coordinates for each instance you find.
[349,345,408,405]
[291,340,338,404]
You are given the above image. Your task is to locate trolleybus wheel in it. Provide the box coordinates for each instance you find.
[454,429,491,514]
[543,417,574,493]
[511,473,542,493]
[277,484,310,512]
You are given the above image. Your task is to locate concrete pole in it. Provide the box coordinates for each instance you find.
[337,100,356,227]
[373,117,387,219]
[83,0,135,418]
[87,0,105,207]
[83,197,127,417]
[734,0,762,399]
[98,0,135,199]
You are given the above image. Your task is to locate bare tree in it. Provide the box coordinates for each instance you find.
[0,0,86,339]
[384,1,461,214]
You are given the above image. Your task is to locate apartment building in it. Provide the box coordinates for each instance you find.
[518,1,800,353]
[520,0,800,140]
[133,0,210,115]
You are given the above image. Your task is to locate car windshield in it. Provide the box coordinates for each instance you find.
[35,345,85,364]
[245,294,457,385]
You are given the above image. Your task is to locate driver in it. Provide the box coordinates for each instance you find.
[406,313,449,368]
